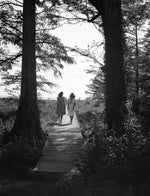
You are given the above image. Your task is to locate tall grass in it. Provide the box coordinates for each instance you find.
[0,98,137,196]
[0,98,58,177]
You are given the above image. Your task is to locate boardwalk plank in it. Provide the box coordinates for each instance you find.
[34,114,83,173]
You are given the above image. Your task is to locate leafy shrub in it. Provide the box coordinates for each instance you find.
[76,99,104,116]
[77,111,103,139]
[0,98,18,112]
[77,110,150,184]
[0,98,18,145]
[0,112,16,146]
[1,138,45,170]
[0,98,56,173]
[38,100,57,132]
[132,94,150,136]
[0,99,57,146]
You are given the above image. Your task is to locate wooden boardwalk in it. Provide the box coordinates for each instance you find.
[34,114,83,173]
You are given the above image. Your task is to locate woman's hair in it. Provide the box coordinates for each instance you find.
[70,93,75,99]
[58,92,63,97]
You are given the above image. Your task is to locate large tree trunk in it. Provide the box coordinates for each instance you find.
[135,24,139,98]
[103,1,126,130]
[89,0,126,130]
[12,0,43,142]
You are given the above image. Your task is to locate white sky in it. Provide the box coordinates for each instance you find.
[0,22,103,100]
[45,22,102,99]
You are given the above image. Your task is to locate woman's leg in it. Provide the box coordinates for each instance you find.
[57,115,60,123]
[57,115,62,124]
[60,115,63,124]
[70,116,73,124]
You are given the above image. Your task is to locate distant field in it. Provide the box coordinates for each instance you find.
[0,98,58,146]
[0,97,104,144]
[75,99,105,114]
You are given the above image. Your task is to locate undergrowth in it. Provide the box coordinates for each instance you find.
[0,98,57,178]
[76,106,150,194]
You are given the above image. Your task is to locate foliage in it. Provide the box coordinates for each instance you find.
[71,41,105,101]
[0,0,74,96]
[0,98,57,172]
[130,27,150,137]
[122,0,149,100]
[122,0,149,29]
[0,98,57,145]
[76,108,150,185]
[1,139,44,170]
[139,28,150,94]
[76,98,104,110]
[132,94,150,137]
[0,98,17,145]
[77,110,103,139]
[38,99,58,132]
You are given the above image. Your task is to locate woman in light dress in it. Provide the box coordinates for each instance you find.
[67,93,76,124]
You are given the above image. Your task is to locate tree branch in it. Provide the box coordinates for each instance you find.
[0,53,22,65]
[0,2,23,8]
[87,12,101,22]
[0,27,22,41]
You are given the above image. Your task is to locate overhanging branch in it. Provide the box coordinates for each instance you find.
[87,12,100,22]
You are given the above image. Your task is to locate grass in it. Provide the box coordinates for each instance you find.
[0,98,56,174]
[0,169,135,196]
[0,98,146,196]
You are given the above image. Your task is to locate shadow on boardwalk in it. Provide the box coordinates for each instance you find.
[0,114,137,196]
[34,114,83,173]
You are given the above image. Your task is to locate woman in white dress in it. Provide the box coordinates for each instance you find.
[67,93,75,124]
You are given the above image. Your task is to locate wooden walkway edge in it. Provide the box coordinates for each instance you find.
[34,114,83,173]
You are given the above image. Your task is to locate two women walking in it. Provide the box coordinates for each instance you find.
[56,92,76,125]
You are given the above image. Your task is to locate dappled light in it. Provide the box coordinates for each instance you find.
[34,114,83,172]
[0,0,150,196]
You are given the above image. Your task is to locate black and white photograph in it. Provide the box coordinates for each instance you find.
[0,0,150,195]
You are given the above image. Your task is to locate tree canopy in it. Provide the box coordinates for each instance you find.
[0,0,74,97]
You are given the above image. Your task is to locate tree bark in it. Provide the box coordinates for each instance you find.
[11,0,43,142]
[135,24,139,98]
[89,0,126,130]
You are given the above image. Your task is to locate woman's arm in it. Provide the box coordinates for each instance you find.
[73,100,75,110]
[67,99,69,109]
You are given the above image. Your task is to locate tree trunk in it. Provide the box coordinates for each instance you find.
[135,24,139,98]
[11,0,43,142]
[103,1,126,130]
[89,0,126,131]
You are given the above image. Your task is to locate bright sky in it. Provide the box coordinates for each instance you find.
[0,21,103,100]
[44,22,102,100]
